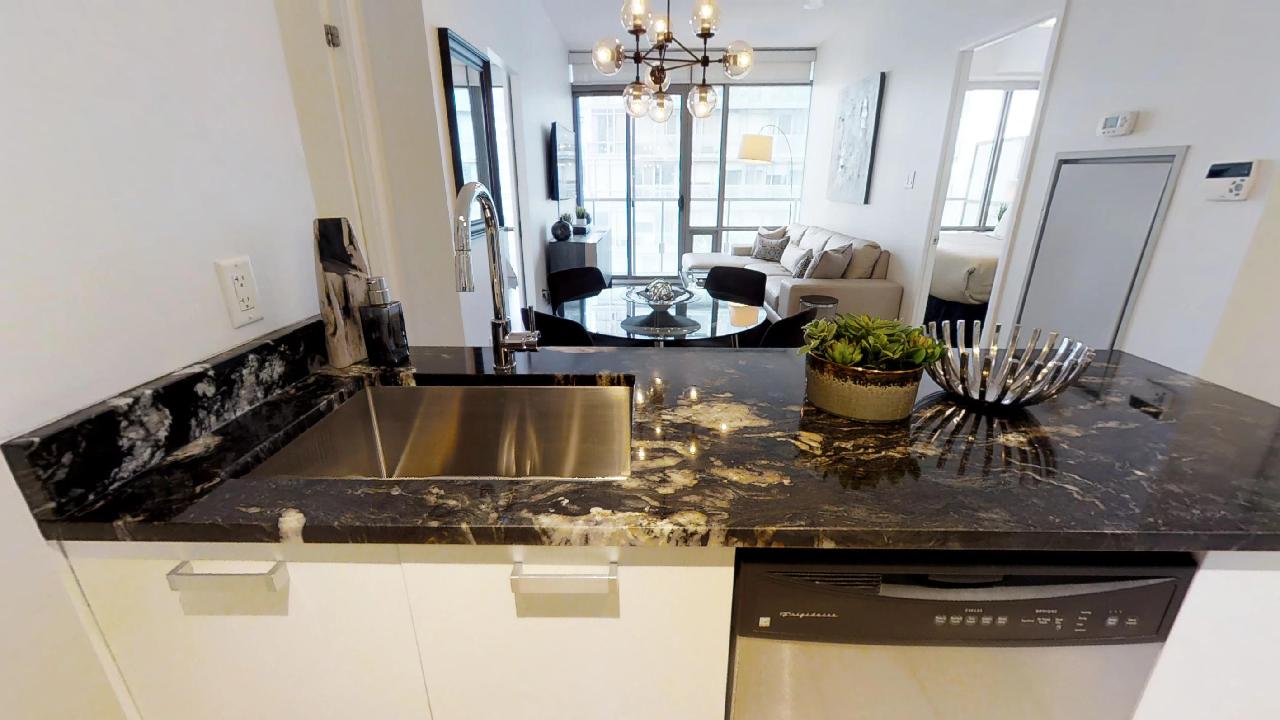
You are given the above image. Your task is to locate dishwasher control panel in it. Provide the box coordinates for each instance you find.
[734,552,1196,647]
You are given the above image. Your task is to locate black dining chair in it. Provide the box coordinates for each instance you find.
[758,308,817,348]
[526,309,593,347]
[703,267,767,307]
[547,267,607,315]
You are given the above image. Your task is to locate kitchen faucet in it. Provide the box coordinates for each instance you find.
[452,182,538,372]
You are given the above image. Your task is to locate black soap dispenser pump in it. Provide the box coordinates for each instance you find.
[360,276,410,366]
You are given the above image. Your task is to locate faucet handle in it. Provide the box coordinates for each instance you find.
[505,330,540,351]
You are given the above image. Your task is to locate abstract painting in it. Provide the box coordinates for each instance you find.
[827,72,885,204]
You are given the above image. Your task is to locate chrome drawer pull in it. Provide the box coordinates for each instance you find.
[166,561,289,593]
[509,562,618,595]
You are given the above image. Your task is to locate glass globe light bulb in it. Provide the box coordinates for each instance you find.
[643,65,671,92]
[620,0,652,35]
[648,92,675,123]
[690,0,720,36]
[647,13,672,45]
[723,40,754,79]
[591,38,624,76]
[623,82,653,118]
[686,83,718,118]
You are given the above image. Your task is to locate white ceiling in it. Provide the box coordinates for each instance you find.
[538,0,848,51]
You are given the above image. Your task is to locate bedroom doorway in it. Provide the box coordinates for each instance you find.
[919,17,1059,342]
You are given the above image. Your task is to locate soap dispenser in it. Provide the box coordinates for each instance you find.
[360,276,410,366]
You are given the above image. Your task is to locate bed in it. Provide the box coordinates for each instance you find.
[925,230,1006,343]
[930,230,1004,305]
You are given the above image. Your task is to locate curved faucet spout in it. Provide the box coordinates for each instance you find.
[452,182,538,372]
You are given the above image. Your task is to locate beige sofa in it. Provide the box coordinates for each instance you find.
[681,223,903,321]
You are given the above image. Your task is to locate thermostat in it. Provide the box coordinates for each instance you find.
[1096,111,1137,137]
[1203,161,1258,201]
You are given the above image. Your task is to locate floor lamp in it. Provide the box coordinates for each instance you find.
[737,124,795,224]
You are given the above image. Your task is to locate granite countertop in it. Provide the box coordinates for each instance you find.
[6,321,1280,550]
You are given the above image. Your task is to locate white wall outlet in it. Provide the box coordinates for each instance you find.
[215,256,263,328]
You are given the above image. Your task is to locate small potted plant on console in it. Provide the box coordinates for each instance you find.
[801,314,944,423]
[572,206,592,235]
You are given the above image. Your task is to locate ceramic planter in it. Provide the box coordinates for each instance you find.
[805,354,924,423]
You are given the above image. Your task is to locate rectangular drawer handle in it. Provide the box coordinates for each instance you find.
[509,561,617,595]
[166,561,289,593]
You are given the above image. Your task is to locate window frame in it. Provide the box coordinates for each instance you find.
[572,82,812,279]
[941,81,1039,232]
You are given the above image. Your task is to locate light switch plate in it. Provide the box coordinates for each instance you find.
[215,256,263,328]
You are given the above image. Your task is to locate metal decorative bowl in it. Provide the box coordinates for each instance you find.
[924,320,1096,409]
[625,282,696,311]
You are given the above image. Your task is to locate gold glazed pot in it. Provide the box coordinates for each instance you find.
[805,354,924,423]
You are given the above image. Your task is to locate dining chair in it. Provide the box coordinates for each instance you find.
[703,267,767,307]
[527,309,593,347]
[758,308,817,348]
[547,267,607,315]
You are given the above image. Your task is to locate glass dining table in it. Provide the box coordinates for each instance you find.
[561,285,767,347]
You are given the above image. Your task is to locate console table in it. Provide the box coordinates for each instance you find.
[547,229,612,286]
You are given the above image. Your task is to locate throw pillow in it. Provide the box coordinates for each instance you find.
[804,242,856,279]
[780,244,812,276]
[792,249,814,278]
[751,233,789,262]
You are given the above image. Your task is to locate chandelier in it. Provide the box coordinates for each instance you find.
[590,0,754,122]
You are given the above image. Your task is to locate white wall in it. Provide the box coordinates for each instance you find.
[800,0,1062,320]
[1200,181,1280,404]
[0,1,321,714]
[419,0,573,338]
[314,0,571,347]
[992,0,1280,387]
[968,23,1054,83]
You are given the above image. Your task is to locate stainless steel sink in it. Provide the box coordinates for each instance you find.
[246,385,631,481]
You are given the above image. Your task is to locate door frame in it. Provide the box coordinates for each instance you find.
[1014,146,1187,349]
[914,13,1064,327]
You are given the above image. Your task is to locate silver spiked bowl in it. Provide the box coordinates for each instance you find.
[924,320,1096,409]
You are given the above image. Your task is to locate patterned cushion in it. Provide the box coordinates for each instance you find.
[750,232,790,262]
[804,242,855,279]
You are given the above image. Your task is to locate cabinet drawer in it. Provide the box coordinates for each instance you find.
[66,543,431,720]
[400,545,735,720]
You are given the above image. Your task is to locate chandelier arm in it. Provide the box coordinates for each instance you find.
[668,34,700,61]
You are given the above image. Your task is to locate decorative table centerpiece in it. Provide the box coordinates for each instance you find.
[625,279,696,311]
[801,314,944,423]
[572,206,592,235]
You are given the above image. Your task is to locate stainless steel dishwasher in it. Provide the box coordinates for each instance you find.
[728,551,1195,720]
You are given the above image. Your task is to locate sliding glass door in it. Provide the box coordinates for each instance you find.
[577,92,683,278]
[576,84,811,278]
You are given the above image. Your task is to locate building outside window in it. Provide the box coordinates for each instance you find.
[941,87,1039,230]
[577,84,812,277]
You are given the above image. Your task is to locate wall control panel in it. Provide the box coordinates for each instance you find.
[1096,111,1138,137]
[735,553,1196,648]
[1203,160,1258,201]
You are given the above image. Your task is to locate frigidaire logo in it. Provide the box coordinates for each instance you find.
[779,611,839,619]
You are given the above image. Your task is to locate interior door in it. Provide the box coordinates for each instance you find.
[1016,150,1182,349]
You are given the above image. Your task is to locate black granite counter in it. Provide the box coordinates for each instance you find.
[6,321,1280,550]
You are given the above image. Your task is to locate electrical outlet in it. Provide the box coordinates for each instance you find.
[215,256,263,328]
[905,171,917,189]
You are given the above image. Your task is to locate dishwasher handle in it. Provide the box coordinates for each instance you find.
[878,577,1172,602]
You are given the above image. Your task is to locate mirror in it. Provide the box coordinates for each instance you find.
[438,28,505,225]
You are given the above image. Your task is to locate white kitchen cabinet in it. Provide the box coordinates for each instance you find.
[1134,552,1280,719]
[399,545,736,720]
[64,542,432,720]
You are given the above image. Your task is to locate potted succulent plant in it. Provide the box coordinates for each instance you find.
[800,314,945,423]
[572,206,592,235]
